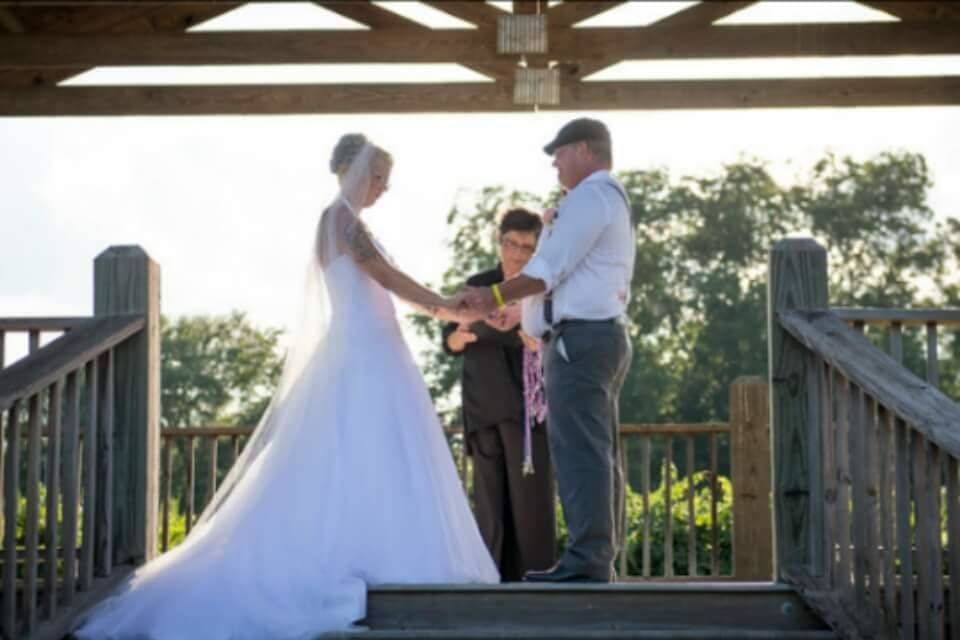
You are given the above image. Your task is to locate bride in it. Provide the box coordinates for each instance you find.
[72,134,500,639]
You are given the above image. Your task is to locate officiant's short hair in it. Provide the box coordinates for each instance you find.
[498,208,543,237]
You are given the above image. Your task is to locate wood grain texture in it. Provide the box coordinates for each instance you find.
[44,380,62,619]
[894,418,916,640]
[94,245,160,565]
[769,238,828,580]
[2,401,19,638]
[23,393,41,634]
[61,371,80,606]
[730,377,773,581]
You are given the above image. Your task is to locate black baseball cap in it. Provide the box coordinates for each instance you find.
[543,117,610,155]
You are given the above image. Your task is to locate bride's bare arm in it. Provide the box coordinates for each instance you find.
[344,218,450,312]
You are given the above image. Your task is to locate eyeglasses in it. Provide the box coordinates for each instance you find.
[500,237,537,255]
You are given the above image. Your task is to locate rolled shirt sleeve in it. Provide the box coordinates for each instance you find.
[520,185,611,292]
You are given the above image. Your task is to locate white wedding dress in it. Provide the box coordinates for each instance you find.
[73,194,499,639]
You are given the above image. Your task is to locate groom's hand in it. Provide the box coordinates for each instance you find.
[461,286,497,315]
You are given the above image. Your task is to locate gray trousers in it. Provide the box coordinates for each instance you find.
[545,321,631,581]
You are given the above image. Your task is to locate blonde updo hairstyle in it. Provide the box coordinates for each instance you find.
[330,133,392,178]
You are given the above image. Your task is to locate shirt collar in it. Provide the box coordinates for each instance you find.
[582,169,613,186]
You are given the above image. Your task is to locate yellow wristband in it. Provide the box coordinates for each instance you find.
[490,283,506,310]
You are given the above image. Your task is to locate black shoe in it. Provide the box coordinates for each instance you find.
[522,564,610,583]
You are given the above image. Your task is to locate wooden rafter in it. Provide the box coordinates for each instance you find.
[419,1,504,30]
[857,1,960,21]
[5,22,958,69]
[0,8,26,33]
[650,1,755,27]
[313,1,421,30]
[547,1,624,28]
[2,76,957,116]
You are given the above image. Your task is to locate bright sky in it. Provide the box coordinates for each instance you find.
[2,1,959,363]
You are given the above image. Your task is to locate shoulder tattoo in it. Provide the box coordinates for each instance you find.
[344,219,379,263]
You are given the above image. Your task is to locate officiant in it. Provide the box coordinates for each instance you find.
[441,208,556,582]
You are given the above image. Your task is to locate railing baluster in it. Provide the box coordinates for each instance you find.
[185,435,196,534]
[80,360,98,591]
[28,329,40,354]
[95,350,114,577]
[207,435,218,511]
[232,435,240,464]
[0,329,5,367]
[877,406,897,637]
[641,436,651,578]
[849,384,869,614]
[686,436,696,577]
[913,436,944,639]
[863,398,881,626]
[895,418,915,640]
[24,393,42,634]
[821,363,837,585]
[709,433,719,577]
[888,321,903,363]
[2,401,21,638]
[61,371,80,606]
[835,375,853,601]
[45,380,62,618]
[664,436,673,578]
[947,455,959,640]
[161,437,172,553]
[926,322,939,388]
[619,435,628,579]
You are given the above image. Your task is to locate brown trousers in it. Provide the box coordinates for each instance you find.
[468,420,557,582]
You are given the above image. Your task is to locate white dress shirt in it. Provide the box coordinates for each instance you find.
[521,170,635,338]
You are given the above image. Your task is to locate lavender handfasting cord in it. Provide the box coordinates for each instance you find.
[522,345,548,476]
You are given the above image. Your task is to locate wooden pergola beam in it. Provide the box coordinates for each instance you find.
[419,1,504,30]
[0,8,26,33]
[312,1,422,30]
[857,1,960,21]
[547,1,624,28]
[650,1,755,28]
[3,22,958,70]
[2,76,957,116]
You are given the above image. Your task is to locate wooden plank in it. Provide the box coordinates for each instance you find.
[832,308,960,327]
[95,350,113,577]
[619,435,628,578]
[859,1,960,21]
[926,322,940,387]
[547,0,624,27]
[642,436,651,578]
[2,400,20,638]
[162,425,255,438]
[912,436,944,639]
[161,437,172,553]
[23,393,41,634]
[819,363,836,584]
[769,238,828,580]
[686,436,696,577]
[862,397,882,626]
[877,406,898,637]
[729,376,772,581]
[0,315,144,413]
[206,434,218,509]
[894,418,915,640]
[0,329,5,368]
[4,76,960,116]
[314,1,423,29]
[849,385,868,615]
[80,359,97,592]
[44,379,62,618]
[709,433,719,577]
[420,1,504,29]
[664,436,673,578]
[61,370,80,606]
[650,1,755,27]
[0,7,25,33]
[185,435,195,535]
[887,321,903,363]
[947,455,960,640]
[94,245,161,566]
[4,22,960,68]
[779,309,960,460]
[28,329,39,354]
[835,374,853,602]
[231,434,240,464]
[0,317,91,332]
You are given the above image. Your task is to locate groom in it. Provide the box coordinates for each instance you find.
[457,118,635,583]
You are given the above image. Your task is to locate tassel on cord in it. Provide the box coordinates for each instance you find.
[522,345,547,476]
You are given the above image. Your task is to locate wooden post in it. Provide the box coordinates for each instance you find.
[94,245,160,565]
[768,238,828,581]
[730,376,774,581]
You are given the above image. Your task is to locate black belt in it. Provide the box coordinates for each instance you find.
[543,317,619,343]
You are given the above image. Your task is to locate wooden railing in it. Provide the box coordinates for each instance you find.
[159,377,773,582]
[770,238,958,639]
[0,246,160,640]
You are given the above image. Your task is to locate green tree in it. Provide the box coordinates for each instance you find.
[411,151,960,485]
